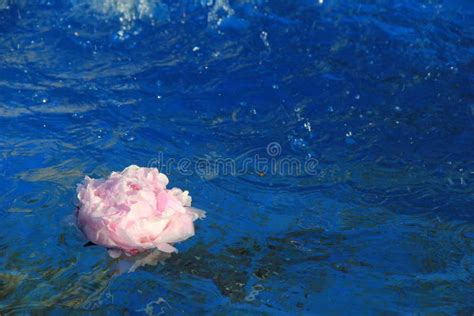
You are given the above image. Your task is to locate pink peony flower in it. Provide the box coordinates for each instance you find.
[76,165,205,258]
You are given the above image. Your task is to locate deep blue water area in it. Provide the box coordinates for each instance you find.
[0,0,473,314]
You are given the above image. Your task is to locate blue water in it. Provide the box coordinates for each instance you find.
[1,0,474,314]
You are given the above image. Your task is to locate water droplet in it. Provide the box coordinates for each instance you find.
[260,31,270,47]
[192,46,200,52]
[121,131,136,142]
[303,121,312,132]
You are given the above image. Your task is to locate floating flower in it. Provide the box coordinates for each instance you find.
[76,165,205,258]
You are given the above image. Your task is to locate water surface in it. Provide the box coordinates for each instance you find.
[0,0,473,314]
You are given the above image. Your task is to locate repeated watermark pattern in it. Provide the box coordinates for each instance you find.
[147,142,320,177]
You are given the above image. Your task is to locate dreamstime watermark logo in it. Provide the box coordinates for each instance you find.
[147,142,320,178]
[266,142,282,157]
